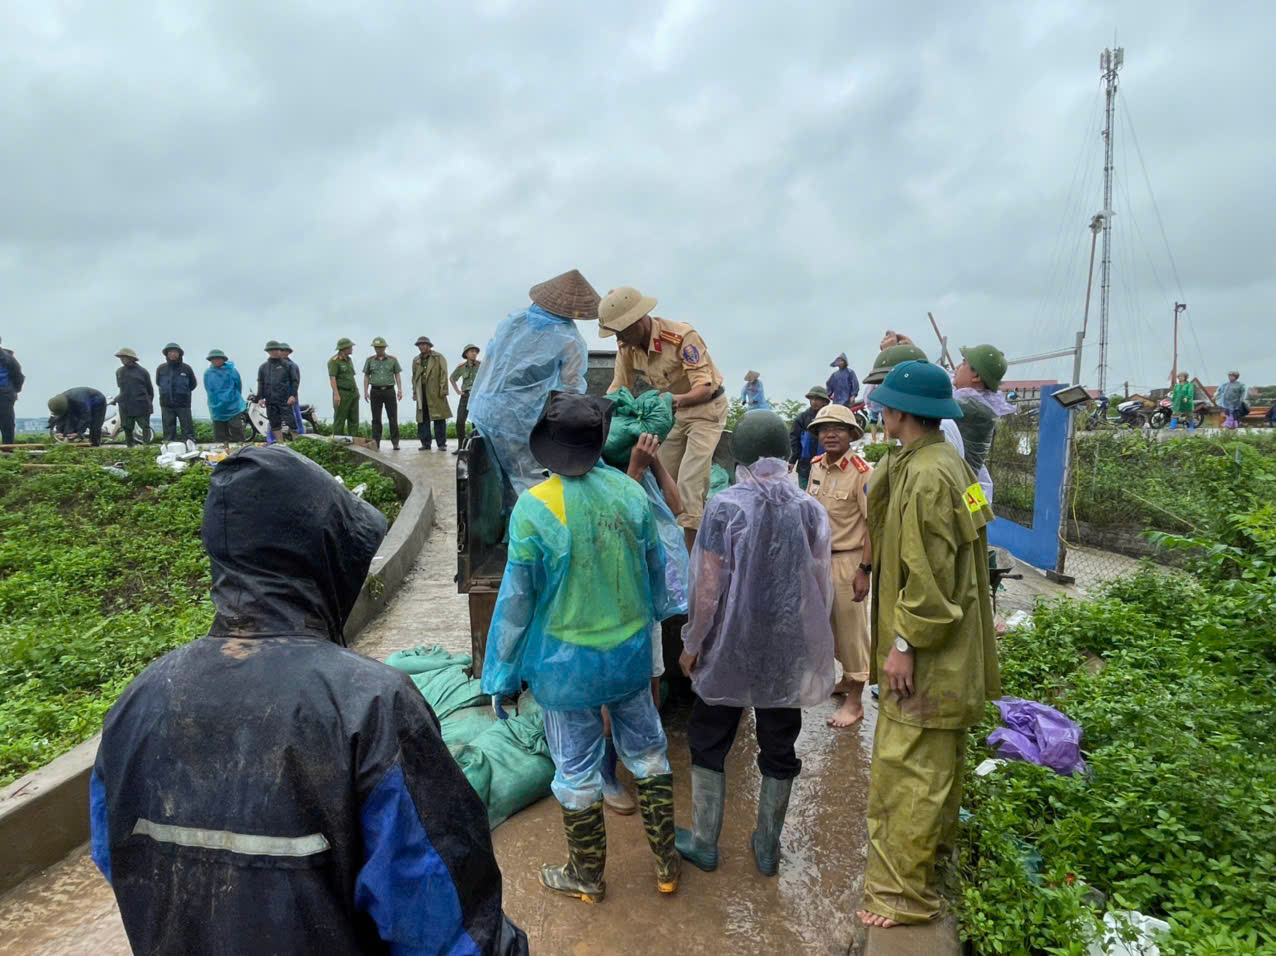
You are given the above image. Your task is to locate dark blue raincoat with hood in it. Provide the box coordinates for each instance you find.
[90,447,527,956]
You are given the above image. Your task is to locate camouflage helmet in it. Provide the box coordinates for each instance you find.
[864,343,928,385]
[335,337,354,351]
[371,337,388,348]
[729,410,790,467]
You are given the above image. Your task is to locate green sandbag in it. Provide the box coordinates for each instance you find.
[385,645,465,675]
[385,646,488,720]
[602,388,676,468]
[707,462,730,499]
[454,695,555,829]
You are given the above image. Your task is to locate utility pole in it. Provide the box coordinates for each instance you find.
[1075,213,1104,385]
[1171,302,1187,383]
[1096,47,1123,397]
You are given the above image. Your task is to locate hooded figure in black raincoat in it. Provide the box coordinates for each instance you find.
[90,447,527,956]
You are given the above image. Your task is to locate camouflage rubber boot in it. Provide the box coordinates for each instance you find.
[636,773,681,893]
[540,801,607,903]
[751,775,793,877]
[675,765,725,872]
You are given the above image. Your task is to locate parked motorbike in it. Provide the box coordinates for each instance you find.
[48,399,151,445]
[1082,397,1148,430]
[1147,398,1208,430]
[848,400,870,435]
[244,393,320,440]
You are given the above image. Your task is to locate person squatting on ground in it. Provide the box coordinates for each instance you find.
[805,403,873,729]
[0,337,23,445]
[363,337,403,450]
[1170,371,1197,431]
[412,336,451,451]
[827,352,859,408]
[481,392,682,903]
[857,361,1000,930]
[450,344,481,453]
[48,386,107,446]
[788,385,831,490]
[676,410,834,877]
[1218,370,1247,429]
[602,285,727,552]
[89,447,528,955]
[255,341,300,445]
[328,337,359,436]
[204,349,246,443]
[113,348,153,447]
[468,269,595,498]
[155,342,198,443]
[740,370,770,410]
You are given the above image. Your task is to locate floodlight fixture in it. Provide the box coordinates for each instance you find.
[1053,384,1092,409]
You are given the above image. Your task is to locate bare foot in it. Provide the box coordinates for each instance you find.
[856,910,901,928]
[827,699,864,728]
[831,680,857,696]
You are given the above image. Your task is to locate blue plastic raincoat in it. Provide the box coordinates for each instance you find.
[203,361,246,422]
[467,306,590,495]
[641,469,690,616]
[481,463,675,710]
[739,380,771,411]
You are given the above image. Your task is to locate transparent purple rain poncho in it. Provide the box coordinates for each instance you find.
[987,697,1087,776]
[682,457,835,708]
[467,305,589,496]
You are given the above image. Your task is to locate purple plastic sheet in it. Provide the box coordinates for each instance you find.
[987,697,1087,776]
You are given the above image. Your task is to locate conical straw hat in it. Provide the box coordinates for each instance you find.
[529,269,601,321]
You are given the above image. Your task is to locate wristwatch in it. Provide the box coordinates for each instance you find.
[893,636,912,654]
[858,562,872,574]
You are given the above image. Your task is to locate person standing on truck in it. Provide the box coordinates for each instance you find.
[90,448,528,956]
[827,353,859,408]
[450,344,481,453]
[327,338,359,436]
[155,342,198,443]
[114,348,154,447]
[481,392,681,904]
[675,410,834,879]
[256,340,300,446]
[362,337,403,450]
[857,360,998,931]
[412,336,451,451]
[467,269,597,496]
[740,371,770,410]
[600,285,727,552]
[0,336,25,445]
[788,385,831,490]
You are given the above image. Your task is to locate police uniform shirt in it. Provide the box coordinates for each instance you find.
[609,317,723,398]
[807,450,872,552]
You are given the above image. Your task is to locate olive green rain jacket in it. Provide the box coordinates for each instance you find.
[412,351,452,423]
[867,430,1000,729]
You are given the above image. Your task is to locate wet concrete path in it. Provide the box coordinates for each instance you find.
[0,446,1062,953]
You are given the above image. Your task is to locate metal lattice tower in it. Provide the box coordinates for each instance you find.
[1096,47,1123,396]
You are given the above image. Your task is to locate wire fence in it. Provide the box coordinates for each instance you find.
[985,411,1041,530]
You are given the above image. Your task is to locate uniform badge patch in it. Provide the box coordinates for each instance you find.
[964,482,989,513]
[681,344,700,364]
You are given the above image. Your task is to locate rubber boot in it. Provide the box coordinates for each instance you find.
[675,766,725,871]
[635,774,680,893]
[601,737,636,815]
[751,775,794,877]
[1169,417,1178,430]
[540,801,607,903]
[265,428,276,446]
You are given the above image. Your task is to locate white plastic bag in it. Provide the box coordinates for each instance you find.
[1086,910,1170,956]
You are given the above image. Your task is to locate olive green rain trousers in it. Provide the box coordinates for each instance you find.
[333,389,359,436]
[862,716,967,924]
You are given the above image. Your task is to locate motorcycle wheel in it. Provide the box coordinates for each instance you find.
[854,410,869,435]
[243,409,262,440]
[1148,410,1169,429]
[1194,410,1206,429]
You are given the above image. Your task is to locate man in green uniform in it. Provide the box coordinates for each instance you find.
[411,336,451,451]
[857,360,1000,930]
[450,344,481,453]
[362,337,403,450]
[327,338,358,436]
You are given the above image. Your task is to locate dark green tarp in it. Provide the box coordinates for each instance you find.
[385,646,555,829]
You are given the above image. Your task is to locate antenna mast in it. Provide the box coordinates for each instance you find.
[1096,46,1123,396]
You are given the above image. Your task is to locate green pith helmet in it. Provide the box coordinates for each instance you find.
[805,384,830,402]
[335,337,354,351]
[115,347,138,360]
[729,410,790,466]
[206,349,227,361]
[264,339,281,351]
[278,342,293,353]
[48,393,68,415]
[864,343,928,385]
[162,342,184,357]
[960,344,1008,390]
[462,344,480,356]
[807,402,864,439]
[371,337,388,348]
[872,360,964,420]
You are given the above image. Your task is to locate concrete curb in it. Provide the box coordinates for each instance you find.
[0,443,433,896]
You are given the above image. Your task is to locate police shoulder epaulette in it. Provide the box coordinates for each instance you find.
[811,454,825,464]
[659,329,683,346]
[851,455,870,474]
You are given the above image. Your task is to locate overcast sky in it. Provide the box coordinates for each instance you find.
[4,0,1273,420]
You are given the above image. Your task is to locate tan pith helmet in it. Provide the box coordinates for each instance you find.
[807,402,864,440]
[598,286,657,338]
[115,347,138,360]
